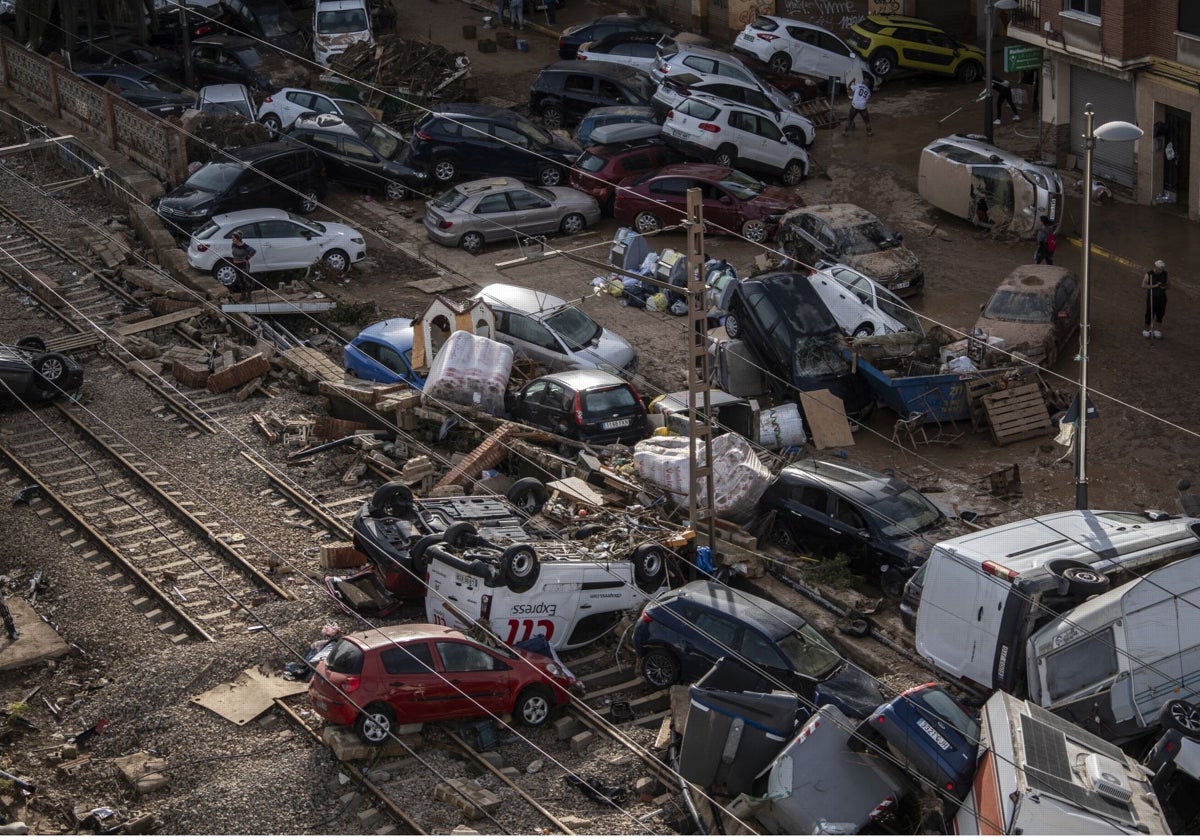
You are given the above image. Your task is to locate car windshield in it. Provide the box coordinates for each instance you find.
[983,289,1054,323]
[794,335,851,377]
[318,9,368,32]
[186,161,242,192]
[876,292,923,333]
[777,623,841,678]
[288,211,323,233]
[545,306,603,349]
[364,123,400,158]
[576,151,606,173]
[839,219,896,255]
[432,187,469,211]
[719,169,764,200]
[515,116,553,146]
[866,488,943,538]
[235,47,262,67]
[336,100,373,121]
[324,639,364,674]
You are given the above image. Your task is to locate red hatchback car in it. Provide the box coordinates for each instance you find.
[613,163,801,243]
[309,624,581,744]
[569,138,682,214]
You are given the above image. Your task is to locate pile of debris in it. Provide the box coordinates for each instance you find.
[327,35,473,121]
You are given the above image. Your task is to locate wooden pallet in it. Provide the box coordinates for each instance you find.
[798,98,839,129]
[982,383,1051,445]
[967,377,1002,430]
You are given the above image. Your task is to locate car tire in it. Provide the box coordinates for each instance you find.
[384,181,408,201]
[630,543,667,591]
[768,521,809,555]
[261,113,282,135]
[870,48,897,78]
[559,212,587,235]
[769,52,792,75]
[16,336,45,351]
[515,685,554,726]
[741,219,769,243]
[500,544,540,592]
[540,103,564,129]
[783,126,807,147]
[955,60,982,84]
[633,211,661,234]
[442,521,479,549]
[322,248,350,273]
[409,534,444,577]
[369,481,414,516]
[1062,566,1110,597]
[723,311,740,338]
[1159,699,1200,736]
[459,231,485,255]
[298,189,320,214]
[213,261,240,287]
[786,88,805,107]
[641,648,680,689]
[355,702,396,745]
[34,352,69,390]
[880,566,907,598]
[537,165,564,187]
[781,159,806,186]
[852,323,874,337]
[432,157,457,183]
[507,477,549,515]
[712,144,737,168]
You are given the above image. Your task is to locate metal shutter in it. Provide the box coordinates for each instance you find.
[1069,68,1136,186]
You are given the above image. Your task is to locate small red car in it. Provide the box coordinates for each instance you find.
[569,138,682,214]
[613,163,801,243]
[309,623,581,744]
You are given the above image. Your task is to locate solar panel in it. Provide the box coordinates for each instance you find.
[1020,714,1132,823]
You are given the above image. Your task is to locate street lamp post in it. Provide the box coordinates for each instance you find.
[984,0,1018,144]
[1074,103,1144,510]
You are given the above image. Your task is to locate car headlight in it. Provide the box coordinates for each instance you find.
[545,662,564,677]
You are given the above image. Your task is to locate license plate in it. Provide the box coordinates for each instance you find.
[893,280,910,289]
[602,418,631,430]
[739,33,752,41]
[425,211,438,225]
[663,125,685,138]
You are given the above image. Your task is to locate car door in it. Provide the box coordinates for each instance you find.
[811,269,861,333]
[645,176,690,224]
[918,30,959,73]
[562,73,601,120]
[305,130,344,179]
[191,44,224,85]
[514,378,570,432]
[339,137,384,190]
[433,640,514,718]
[680,607,745,681]
[774,482,841,555]
[490,124,536,179]
[472,191,517,242]
[282,89,316,125]
[828,493,877,572]
[495,310,570,369]
[699,181,741,231]
[458,118,501,177]
[255,218,314,270]
[508,187,559,234]
[255,153,303,208]
[1052,274,1080,353]
[377,641,438,720]
[744,113,786,171]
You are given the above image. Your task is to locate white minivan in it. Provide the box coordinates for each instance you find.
[807,261,924,338]
[313,0,374,66]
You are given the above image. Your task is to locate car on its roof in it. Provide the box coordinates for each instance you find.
[972,265,1080,367]
[0,337,84,405]
[506,368,648,445]
[631,579,887,718]
[758,459,961,595]
[343,319,426,390]
[308,623,582,744]
[576,30,670,73]
[613,162,799,243]
[570,128,681,214]
[846,14,984,81]
[557,14,678,60]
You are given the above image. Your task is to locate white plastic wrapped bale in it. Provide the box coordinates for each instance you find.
[633,433,771,518]
[423,330,513,416]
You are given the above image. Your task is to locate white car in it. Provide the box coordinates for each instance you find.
[651,73,815,146]
[186,208,367,284]
[733,15,874,87]
[255,87,375,134]
[653,42,796,114]
[198,84,254,120]
[807,261,924,338]
[661,94,809,185]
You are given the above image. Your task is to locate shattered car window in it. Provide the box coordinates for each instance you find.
[777,623,841,678]
[866,488,943,538]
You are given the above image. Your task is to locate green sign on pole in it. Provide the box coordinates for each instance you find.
[1005,45,1044,73]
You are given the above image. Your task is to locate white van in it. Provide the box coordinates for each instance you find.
[313,0,373,66]
[953,691,1169,834]
[918,134,1063,239]
[914,509,1200,696]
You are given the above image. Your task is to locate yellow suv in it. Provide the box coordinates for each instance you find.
[846,15,984,82]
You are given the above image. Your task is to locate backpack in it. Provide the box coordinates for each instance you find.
[1045,231,1057,254]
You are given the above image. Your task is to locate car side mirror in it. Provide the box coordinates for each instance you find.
[979,303,986,313]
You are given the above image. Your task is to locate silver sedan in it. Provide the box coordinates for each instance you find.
[423,177,601,255]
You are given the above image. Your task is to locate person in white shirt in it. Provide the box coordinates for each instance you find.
[843,78,873,136]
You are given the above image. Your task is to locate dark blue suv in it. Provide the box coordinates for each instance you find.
[631,580,885,719]
[408,103,582,188]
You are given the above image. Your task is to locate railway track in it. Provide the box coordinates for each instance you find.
[0,400,292,642]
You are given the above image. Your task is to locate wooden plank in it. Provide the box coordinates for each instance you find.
[983,383,1050,445]
[112,306,203,336]
[547,476,607,509]
[799,388,854,449]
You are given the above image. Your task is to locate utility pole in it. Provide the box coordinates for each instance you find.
[180,3,195,91]
[684,187,716,560]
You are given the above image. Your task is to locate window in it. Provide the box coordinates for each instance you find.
[790,484,829,511]
[312,95,336,114]
[502,312,559,351]
[565,74,595,93]
[1182,1,1200,35]
[649,177,690,196]
[476,194,511,214]
[598,81,625,102]
[342,139,376,161]
[257,220,305,238]
[288,91,315,109]
[1064,0,1101,16]
[459,119,492,142]
[742,630,787,669]
[755,117,782,142]
[832,497,866,530]
[436,641,502,672]
[729,111,756,132]
[380,642,435,674]
[683,55,718,74]
[309,133,339,153]
[493,125,529,148]
[694,611,740,649]
[925,32,954,50]
[677,98,719,120]
[1043,627,1118,702]
[509,190,549,210]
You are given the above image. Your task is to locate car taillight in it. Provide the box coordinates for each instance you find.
[558,37,565,48]
[640,611,653,624]
[573,391,584,425]
[262,95,274,103]
[438,219,453,230]
[698,123,720,132]
[666,110,674,120]
[756,32,779,41]
[577,54,587,59]
[195,23,213,36]
[196,243,208,252]
[415,130,432,141]
[982,560,1018,581]
[480,594,492,620]
[901,682,937,697]
[342,675,361,693]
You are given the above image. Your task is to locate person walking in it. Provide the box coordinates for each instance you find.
[992,76,1020,123]
[493,0,508,27]
[1142,259,1168,339]
[229,229,257,303]
[1033,215,1055,265]
[842,78,872,136]
[508,0,524,29]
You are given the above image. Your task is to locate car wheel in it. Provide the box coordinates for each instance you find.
[261,113,282,135]
[559,212,586,235]
[432,157,457,183]
[442,521,479,549]
[540,103,564,129]
[409,534,443,577]
[16,336,45,351]
[500,544,540,592]
[870,48,896,78]
[213,261,240,287]
[384,180,408,201]
[537,165,564,187]
[369,481,414,516]
[784,126,807,147]
[641,648,680,689]
[298,189,320,214]
[852,323,874,337]
[741,219,769,243]
[781,159,806,186]
[322,248,350,273]
[630,543,667,590]
[34,352,68,388]
[880,566,907,598]
[1062,566,1110,597]
[786,89,805,107]
[459,231,485,255]
[956,60,982,84]
[633,211,661,234]
[712,144,736,168]
[723,311,740,338]
[507,477,549,515]
[1159,699,1200,736]
[355,703,396,745]
[515,685,554,726]
[769,52,792,75]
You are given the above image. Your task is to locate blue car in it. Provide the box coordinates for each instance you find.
[343,319,425,389]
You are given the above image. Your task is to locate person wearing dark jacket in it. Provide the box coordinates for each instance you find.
[1142,259,1168,340]
[230,230,257,303]
[992,77,1020,123]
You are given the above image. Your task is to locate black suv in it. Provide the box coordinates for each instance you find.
[286,113,425,200]
[759,459,959,595]
[529,61,656,129]
[408,103,581,187]
[156,141,327,234]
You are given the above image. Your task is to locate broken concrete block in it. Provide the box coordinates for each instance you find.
[173,359,211,389]
[355,807,380,828]
[525,759,543,774]
[113,751,168,795]
[477,751,502,768]
[434,779,502,820]
[636,776,663,802]
[553,717,584,740]
[560,816,593,831]
[207,352,270,394]
[499,766,520,780]
[569,730,594,754]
